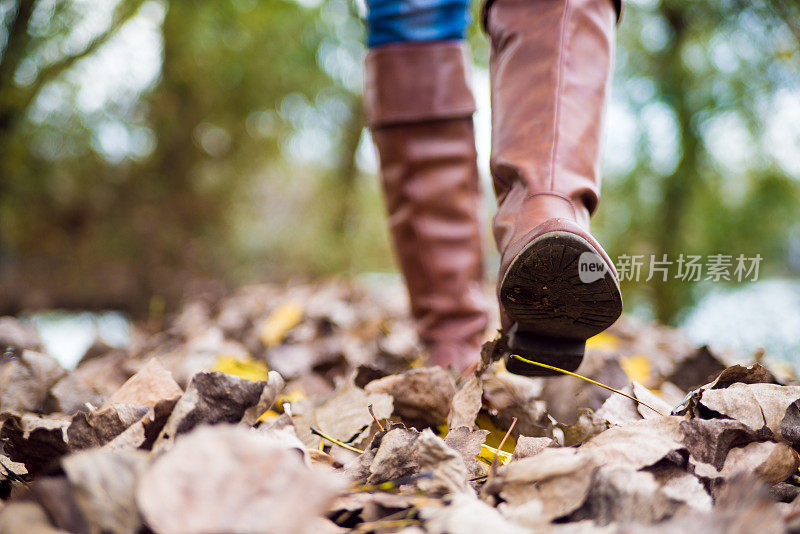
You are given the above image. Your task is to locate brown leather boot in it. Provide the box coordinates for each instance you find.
[364,41,489,371]
[485,0,623,376]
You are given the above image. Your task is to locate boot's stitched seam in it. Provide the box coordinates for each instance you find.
[549,0,572,192]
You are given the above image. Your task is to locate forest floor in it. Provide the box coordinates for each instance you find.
[2,279,800,533]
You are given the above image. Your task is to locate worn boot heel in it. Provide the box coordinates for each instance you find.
[499,230,622,377]
[503,325,585,376]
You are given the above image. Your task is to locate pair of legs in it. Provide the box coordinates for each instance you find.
[365,0,623,375]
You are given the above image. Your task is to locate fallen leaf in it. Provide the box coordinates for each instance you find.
[0,350,65,413]
[665,345,727,392]
[211,355,269,382]
[68,404,150,450]
[780,399,800,446]
[152,371,268,451]
[0,317,42,352]
[633,382,673,418]
[241,370,285,426]
[448,373,482,430]
[61,448,147,534]
[366,427,469,495]
[260,302,303,347]
[494,447,595,521]
[313,382,392,444]
[581,417,686,470]
[136,424,345,534]
[715,441,797,483]
[50,352,131,414]
[620,355,651,385]
[0,413,70,475]
[679,418,767,470]
[0,501,68,534]
[102,358,182,409]
[366,367,456,427]
[444,427,488,478]
[421,492,529,534]
[105,397,178,451]
[511,436,554,460]
[569,465,681,525]
[699,383,800,434]
[594,385,643,427]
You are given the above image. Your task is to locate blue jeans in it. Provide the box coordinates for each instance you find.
[365,0,472,47]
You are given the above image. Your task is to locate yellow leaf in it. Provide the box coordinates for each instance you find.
[586,331,620,351]
[476,413,517,453]
[257,410,280,423]
[620,354,651,384]
[477,444,513,466]
[212,355,269,382]
[260,302,303,347]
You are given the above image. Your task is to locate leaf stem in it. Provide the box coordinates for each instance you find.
[310,427,364,454]
[509,354,665,416]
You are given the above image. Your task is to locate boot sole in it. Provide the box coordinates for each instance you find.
[499,231,622,376]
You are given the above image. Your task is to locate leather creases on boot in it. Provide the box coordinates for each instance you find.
[486,0,623,376]
[365,41,489,372]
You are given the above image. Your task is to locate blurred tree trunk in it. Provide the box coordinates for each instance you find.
[650,4,696,324]
[0,0,150,314]
[329,99,364,248]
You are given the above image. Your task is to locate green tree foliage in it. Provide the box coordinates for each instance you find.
[592,0,800,322]
[0,0,381,314]
[0,0,798,323]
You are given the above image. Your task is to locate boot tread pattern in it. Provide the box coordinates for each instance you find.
[500,231,623,341]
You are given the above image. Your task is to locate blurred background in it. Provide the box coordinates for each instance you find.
[1,0,799,364]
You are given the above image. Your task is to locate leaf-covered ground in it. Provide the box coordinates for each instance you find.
[2,280,800,533]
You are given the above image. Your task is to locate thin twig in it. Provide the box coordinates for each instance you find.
[310,427,364,454]
[368,404,385,431]
[495,417,516,464]
[509,354,665,416]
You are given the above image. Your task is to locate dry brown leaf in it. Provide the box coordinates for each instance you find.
[581,416,685,470]
[0,317,42,352]
[104,397,178,451]
[101,358,182,409]
[366,367,456,427]
[61,448,147,534]
[68,404,150,450]
[367,427,469,495]
[699,383,800,434]
[665,345,728,392]
[0,413,70,475]
[0,350,65,413]
[241,370,285,426]
[495,447,596,522]
[715,441,797,483]
[151,371,268,452]
[511,436,554,460]
[421,493,529,534]
[50,352,131,414]
[594,385,643,427]
[137,425,346,534]
[0,501,69,534]
[448,373,482,430]
[646,462,712,512]
[632,382,673,418]
[569,465,681,525]
[313,381,392,444]
[679,417,766,470]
